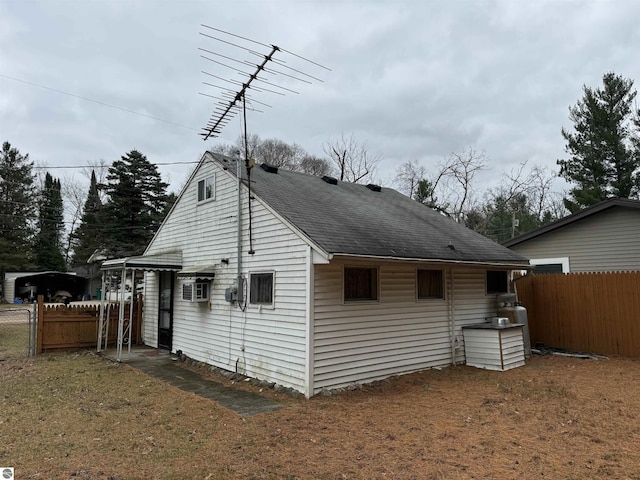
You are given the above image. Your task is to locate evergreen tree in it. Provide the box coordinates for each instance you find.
[33,173,66,271]
[478,193,547,243]
[71,170,103,266]
[0,141,36,274]
[101,150,169,257]
[558,72,639,213]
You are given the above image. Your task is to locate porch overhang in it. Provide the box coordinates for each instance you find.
[100,252,182,271]
[176,264,217,280]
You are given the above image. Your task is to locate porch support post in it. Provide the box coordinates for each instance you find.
[97,271,107,352]
[116,266,126,361]
[127,268,135,354]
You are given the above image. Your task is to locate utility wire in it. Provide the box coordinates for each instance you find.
[30,160,201,170]
[0,73,200,132]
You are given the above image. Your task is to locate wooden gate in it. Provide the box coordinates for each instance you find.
[515,272,640,357]
[36,295,143,353]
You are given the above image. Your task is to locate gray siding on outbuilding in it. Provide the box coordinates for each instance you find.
[508,207,640,272]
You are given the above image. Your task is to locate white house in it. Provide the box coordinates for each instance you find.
[102,152,529,397]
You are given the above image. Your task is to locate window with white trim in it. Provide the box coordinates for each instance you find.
[530,257,570,274]
[197,174,215,202]
[249,272,274,306]
[344,266,379,302]
[417,269,444,300]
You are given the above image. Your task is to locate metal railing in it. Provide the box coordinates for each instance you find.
[0,304,36,356]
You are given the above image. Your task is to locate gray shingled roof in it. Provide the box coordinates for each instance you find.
[213,154,528,266]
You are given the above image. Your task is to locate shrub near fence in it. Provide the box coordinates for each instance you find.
[36,295,142,353]
[515,272,640,357]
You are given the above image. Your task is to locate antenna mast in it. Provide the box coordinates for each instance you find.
[198,25,329,141]
[200,45,278,141]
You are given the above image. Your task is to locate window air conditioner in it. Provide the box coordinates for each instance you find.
[182,282,210,302]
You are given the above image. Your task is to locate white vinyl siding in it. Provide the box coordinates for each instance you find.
[143,157,309,394]
[313,259,497,393]
[142,271,159,348]
[462,327,525,371]
[510,208,640,273]
[449,269,497,364]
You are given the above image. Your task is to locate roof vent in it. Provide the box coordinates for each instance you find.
[260,163,278,174]
[322,175,338,185]
[366,184,382,192]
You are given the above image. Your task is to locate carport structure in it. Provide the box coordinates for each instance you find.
[98,252,182,361]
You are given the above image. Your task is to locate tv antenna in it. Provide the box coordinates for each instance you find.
[198,25,330,141]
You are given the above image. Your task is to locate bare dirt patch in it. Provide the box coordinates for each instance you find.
[1,351,640,479]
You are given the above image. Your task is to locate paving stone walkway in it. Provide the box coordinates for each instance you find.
[105,347,285,417]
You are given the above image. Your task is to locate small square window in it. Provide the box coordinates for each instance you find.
[487,270,508,294]
[197,175,215,202]
[250,272,274,305]
[344,267,378,302]
[417,269,444,299]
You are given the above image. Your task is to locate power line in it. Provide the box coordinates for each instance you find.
[0,73,200,132]
[31,160,201,170]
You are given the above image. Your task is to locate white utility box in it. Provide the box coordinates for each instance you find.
[462,323,526,371]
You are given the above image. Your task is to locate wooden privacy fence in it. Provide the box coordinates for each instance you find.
[515,272,640,357]
[36,295,143,353]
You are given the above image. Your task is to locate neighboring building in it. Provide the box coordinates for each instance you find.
[3,271,85,303]
[503,198,640,273]
[103,151,529,397]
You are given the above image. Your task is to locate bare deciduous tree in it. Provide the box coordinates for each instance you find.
[493,161,567,221]
[393,159,426,198]
[61,175,86,264]
[298,155,332,176]
[323,133,382,184]
[211,134,333,177]
[81,159,109,202]
[425,147,487,222]
[254,138,306,169]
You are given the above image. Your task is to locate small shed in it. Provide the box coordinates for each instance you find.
[3,271,86,303]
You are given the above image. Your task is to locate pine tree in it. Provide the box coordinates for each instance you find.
[101,150,169,257]
[71,170,103,266]
[558,72,639,213]
[0,141,36,274]
[33,173,66,271]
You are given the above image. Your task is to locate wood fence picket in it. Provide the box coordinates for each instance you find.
[516,272,640,357]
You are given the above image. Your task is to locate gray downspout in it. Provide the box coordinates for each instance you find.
[449,268,456,365]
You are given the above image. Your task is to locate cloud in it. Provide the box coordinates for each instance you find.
[1,0,639,199]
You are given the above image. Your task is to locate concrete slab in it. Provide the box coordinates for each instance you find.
[101,347,285,417]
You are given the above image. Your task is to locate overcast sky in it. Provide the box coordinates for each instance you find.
[2,0,640,197]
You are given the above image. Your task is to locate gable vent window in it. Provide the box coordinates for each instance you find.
[344,266,379,302]
[197,174,215,203]
[417,269,444,300]
[250,272,274,306]
[486,270,509,294]
[182,282,210,302]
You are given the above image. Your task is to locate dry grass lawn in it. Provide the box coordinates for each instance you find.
[1,325,640,479]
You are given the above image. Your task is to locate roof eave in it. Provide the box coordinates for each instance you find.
[329,253,531,269]
[503,198,640,248]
